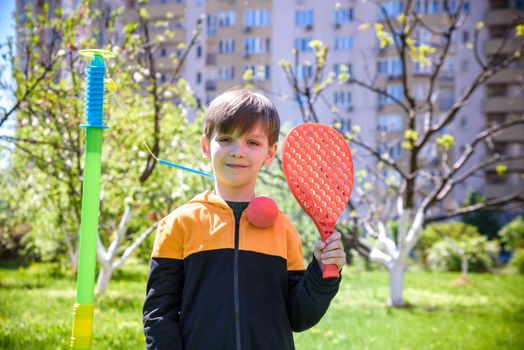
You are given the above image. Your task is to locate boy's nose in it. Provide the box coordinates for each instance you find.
[230,142,246,157]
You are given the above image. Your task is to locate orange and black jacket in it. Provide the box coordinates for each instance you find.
[143,190,340,350]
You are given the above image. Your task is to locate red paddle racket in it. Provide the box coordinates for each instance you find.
[282,123,354,279]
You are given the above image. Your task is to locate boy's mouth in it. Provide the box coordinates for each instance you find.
[226,164,248,169]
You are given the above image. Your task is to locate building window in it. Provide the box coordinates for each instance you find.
[463,1,470,13]
[460,116,467,128]
[294,38,313,52]
[218,10,236,27]
[244,9,271,28]
[429,0,439,13]
[462,30,469,43]
[295,9,314,27]
[196,72,202,84]
[517,0,524,9]
[219,38,235,54]
[445,0,459,14]
[334,36,353,51]
[416,0,427,13]
[295,64,313,80]
[160,47,167,57]
[377,57,403,77]
[196,45,202,58]
[333,91,353,109]
[244,37,270,55]
[390,142,402,160]
[218,66,235,81]
[334,8,353,24]
[207,15,217,37]
[378,84,403,106]
[379,1,404,19]
[333,118,352,133]
[377,114,403,132]
[245,64,270,80]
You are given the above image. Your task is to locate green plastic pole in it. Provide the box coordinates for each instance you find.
[70,49,116,350]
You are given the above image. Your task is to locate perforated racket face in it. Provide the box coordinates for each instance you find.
[282,123,354,228]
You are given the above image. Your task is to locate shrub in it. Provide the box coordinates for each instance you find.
[498,216,524,250]
[508,249,524,274]
[426,236,499,272]
[418,222,481,265]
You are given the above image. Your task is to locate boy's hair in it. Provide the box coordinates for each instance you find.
[204,89,280,145]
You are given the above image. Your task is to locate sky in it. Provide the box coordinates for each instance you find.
[0,0,15,41]
[0,0,16,167]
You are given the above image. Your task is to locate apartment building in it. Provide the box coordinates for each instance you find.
[483,0,524,199]
[15,0,524,207]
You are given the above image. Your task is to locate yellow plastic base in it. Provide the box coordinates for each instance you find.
[70,303,94,349]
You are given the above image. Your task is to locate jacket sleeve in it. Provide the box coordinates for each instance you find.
[143,216,185,349]
[286,227,341,332]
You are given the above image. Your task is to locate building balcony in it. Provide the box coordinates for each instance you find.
[489,68,524,84]
[485,38,521,55]
[155,56,175,69]
[484,182,513,198]
[483,96,524,114]
[147,3,185,20]
[492,124,524,142]
[416,13,451,27]
[486,8,524,26]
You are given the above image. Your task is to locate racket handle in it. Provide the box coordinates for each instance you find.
[322,264,340,279]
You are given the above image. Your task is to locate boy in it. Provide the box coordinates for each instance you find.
[143,89,346,350]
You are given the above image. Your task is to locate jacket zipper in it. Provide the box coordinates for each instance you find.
[234,215,241,350]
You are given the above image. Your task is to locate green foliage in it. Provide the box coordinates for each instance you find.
[509,249,524,275]
[500,216,524,275]
[418,221,481,264]
[498,216,524,250]
[387,220,399,244]
[462,191,501,239]
[426,236,500,272]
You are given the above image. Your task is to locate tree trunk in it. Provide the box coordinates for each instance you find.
[389,263,405,307]
[461,255,469,281]
[95,263,113,294]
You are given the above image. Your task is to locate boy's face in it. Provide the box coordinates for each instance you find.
[200,122,277,200]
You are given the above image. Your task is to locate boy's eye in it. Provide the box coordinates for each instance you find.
[218,137,232,143]
[248,140,261,146]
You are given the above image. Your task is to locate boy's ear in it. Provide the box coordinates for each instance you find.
[200,134,210,160]
[264,143,277,167]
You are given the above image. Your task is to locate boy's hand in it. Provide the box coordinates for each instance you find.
[314,232,346,272]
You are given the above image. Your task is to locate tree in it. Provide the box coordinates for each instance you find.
[0,1,207,293]
[274,1,524,306]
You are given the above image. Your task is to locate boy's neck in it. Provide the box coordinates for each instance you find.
[213,185,256,202]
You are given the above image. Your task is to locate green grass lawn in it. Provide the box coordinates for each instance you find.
[1,260,523,350]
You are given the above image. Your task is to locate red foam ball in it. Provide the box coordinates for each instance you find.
[246,196,279,228]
